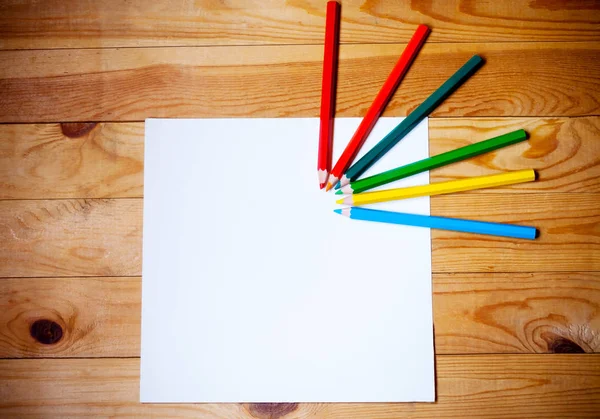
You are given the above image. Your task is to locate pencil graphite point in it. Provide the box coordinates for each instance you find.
[318,169,329,190]
[326,175,339,192]
[333,208,351,217]
[334,181,341,190]
[338,175,350,188]
[336,196,354,205]
[335,189,343,195]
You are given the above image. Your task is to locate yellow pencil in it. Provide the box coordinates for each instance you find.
[336,169,536,206]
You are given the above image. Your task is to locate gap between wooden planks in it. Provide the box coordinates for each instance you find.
[1,0,599,49]
[1,42,599,122]
[0,274,598,358]
[0,194,598,277]
[1,117,598,200]
[0,356,599,418]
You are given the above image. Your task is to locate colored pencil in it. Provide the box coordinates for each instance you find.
[334,207,537,240]
[336,54,484,189]
[317,1,341,189]
[337,169,535,206]
[325,24,431,191]
[337,129,528,194]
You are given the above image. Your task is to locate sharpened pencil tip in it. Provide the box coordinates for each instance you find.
[341,184,353,194]
[334,181,341,190]
[325,182,333,191]
[335,198,345,204]
[335,189,343,195]
[318,169,329,187]
[335,207,351,217]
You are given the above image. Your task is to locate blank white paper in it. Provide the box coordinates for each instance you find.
[141,117,434,403]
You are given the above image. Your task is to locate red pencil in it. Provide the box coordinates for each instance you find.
[325,24,430,191]
[318,1,341,189]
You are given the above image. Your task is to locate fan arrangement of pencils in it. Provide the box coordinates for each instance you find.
[318,1,538,240]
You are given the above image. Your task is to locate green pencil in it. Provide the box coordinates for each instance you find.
[337,129,528,194]
[337,54,484,189]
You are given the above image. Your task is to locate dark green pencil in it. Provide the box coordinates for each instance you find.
[337,129,528,194]
[337,54,484,189]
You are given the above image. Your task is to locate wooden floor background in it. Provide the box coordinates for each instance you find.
[1,1,600,418]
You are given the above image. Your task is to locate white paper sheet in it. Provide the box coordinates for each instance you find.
[141,117,434,403]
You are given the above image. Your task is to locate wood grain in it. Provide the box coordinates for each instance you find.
[1,273,598,358]
[1,356,599,418]
[0,277,140,358]
[430,193,600,273]
[1,117,598,200]
[434,272,600,354]
[0,194,597,278]
[1,0,599,50]
[0,123,144,200]
[0,199,141,278]
[429,117,600,192]
[1,2,598,415]
[1,42,599,123]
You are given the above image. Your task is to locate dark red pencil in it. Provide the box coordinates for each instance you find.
[317,0,341,189]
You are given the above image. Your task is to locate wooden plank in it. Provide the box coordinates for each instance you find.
[1,273,598,358]
[0,194,598,278]
[429,117,600,193]
[434,272,600,354]
[0,277,140,358]
[0,199,141,278]
[1,117,598,200]
[430,193,600,273]
[0,123,144,200]
[0,356,598,418]
[1,42,599,123]
[1,0,599,49]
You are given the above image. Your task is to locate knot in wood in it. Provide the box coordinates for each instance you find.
[30,319,63,345]
[548,337,585,353]
[60,122,97,138]
[246,403,299,419]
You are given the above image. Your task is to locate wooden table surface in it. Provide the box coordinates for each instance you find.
[1,1,599,418]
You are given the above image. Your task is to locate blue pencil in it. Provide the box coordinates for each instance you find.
[334,207,537,240]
